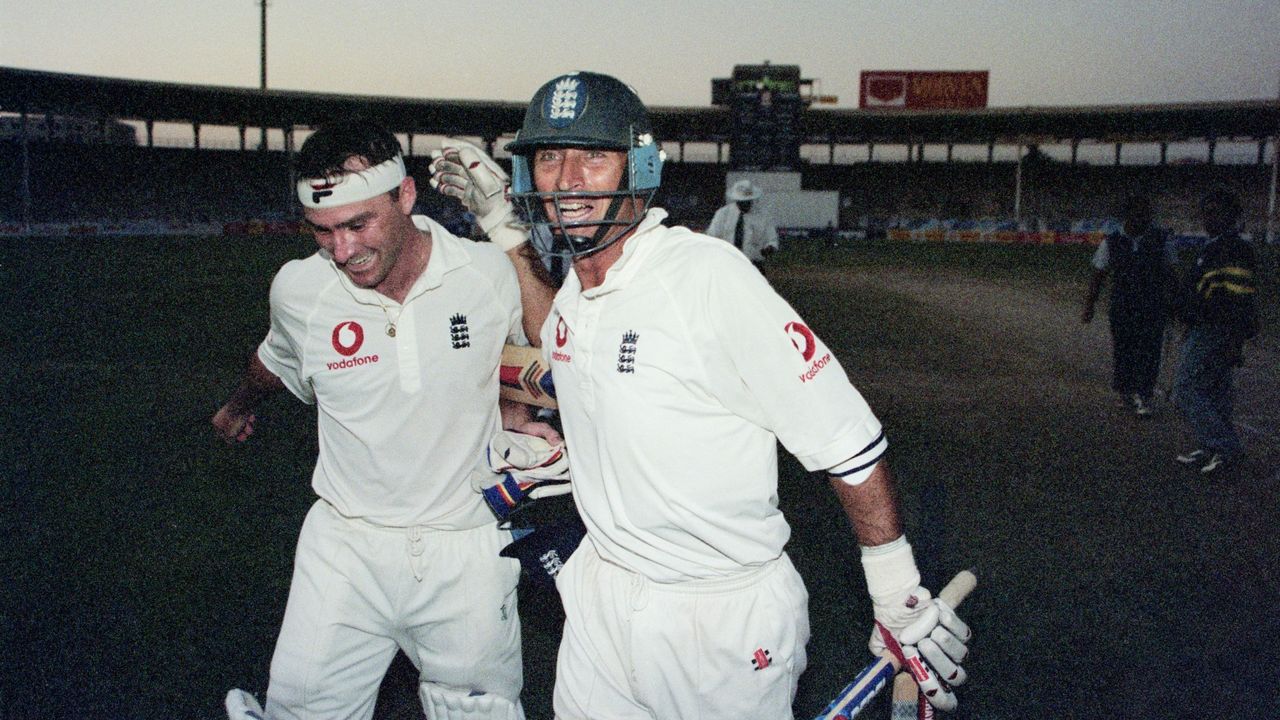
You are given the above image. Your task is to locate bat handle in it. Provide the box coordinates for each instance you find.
[816,569,979,720]
[937,569,977,607]
[892,570,978,719]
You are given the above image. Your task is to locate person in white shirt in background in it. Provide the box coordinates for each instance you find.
[706,178,780,272]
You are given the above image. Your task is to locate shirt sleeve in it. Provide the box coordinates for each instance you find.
[763,216,780,249]
[696,246,885,478]
[1162,233,1180,266]
[497,249,527,347]
[1091,237,1110,271]
[706,206,729,241]
[257,265,316,405]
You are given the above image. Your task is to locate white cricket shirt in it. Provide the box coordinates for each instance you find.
[258,215,524,528]
[543,209,886,582]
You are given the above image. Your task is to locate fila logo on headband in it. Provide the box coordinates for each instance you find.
[297,155,407,208]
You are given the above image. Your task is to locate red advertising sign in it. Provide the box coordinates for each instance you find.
[859,71,989,109]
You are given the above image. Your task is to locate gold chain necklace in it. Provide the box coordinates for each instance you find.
[374,295,402,337]
[370,234,429,338]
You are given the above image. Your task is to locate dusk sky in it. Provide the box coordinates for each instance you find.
[2,1,1278,109]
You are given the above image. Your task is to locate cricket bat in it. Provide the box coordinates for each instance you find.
[814,570,977,720]
[890,668,931,720]
[500,344,557,409]
[888,571,977,720]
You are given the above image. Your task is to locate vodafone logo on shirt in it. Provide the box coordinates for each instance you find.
[785,322,816,361]
[327,321,380,371]
[786,321,831,383]
[332,321,365,356]
[551,317,572,363]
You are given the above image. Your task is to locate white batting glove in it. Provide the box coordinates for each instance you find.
[429,138,527,251]
[486,430,570,481]
[863,537,971,712]
[473,430,572,521]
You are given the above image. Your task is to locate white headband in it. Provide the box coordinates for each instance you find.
[297,155,407,209]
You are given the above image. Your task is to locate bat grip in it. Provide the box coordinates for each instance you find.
[937,569,977,607]
[892,569,978,718]
[819,570,978,720]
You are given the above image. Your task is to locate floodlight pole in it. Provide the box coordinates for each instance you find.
[259,0,268,151]
[260,0,267,90]
[1014,144,1024,226]
[20,111,31,228]
[1268,70,1278,244]
[1268,130,1277,244]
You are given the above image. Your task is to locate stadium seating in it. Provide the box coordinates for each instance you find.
[1,140,1273,237]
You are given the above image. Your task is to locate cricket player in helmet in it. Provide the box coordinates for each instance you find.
[506,71,663,260]
[431,71,972,719]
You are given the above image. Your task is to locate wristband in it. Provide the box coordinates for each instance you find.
[477,201,515,233]
[860,535,921,603]
[486,219,529,251]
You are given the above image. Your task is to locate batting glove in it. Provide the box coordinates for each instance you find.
[863,537,971,712]
[474,430,572,521]
[487,430,569,480]
[474,472,571,522]
[429,138,528,251]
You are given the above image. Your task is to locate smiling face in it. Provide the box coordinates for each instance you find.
[302,159,419,295]
[531,146,641,247]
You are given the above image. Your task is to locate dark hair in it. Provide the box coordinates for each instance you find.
[295,118,403,180]
[1201,186,1242,217]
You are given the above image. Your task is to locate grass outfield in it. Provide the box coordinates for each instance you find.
[1,235,1276,719]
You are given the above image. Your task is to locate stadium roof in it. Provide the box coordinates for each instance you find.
[2,66,1277,147]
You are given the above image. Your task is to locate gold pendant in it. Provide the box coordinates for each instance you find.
[386,324,397,338]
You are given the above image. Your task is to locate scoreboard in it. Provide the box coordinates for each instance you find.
[713,63,808,171]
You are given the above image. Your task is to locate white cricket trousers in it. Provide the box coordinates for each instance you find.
[552,540,810,720]
[264,499,523,720]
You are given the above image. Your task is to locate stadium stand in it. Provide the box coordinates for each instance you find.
[0,142,443,224]
[1,67,1275,239]
[802,159,1275,236]
[1,140,1273,240]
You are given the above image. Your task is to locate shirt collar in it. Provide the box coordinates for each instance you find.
[555,208,668,319]
[409,214,470,295]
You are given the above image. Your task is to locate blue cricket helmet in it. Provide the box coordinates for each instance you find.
[506,72,664,258]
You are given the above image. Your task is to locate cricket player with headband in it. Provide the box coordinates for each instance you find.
[213,117,557,720]
[431,72,973,719]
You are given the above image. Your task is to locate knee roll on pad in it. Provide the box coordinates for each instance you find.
[420,682,522,720]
